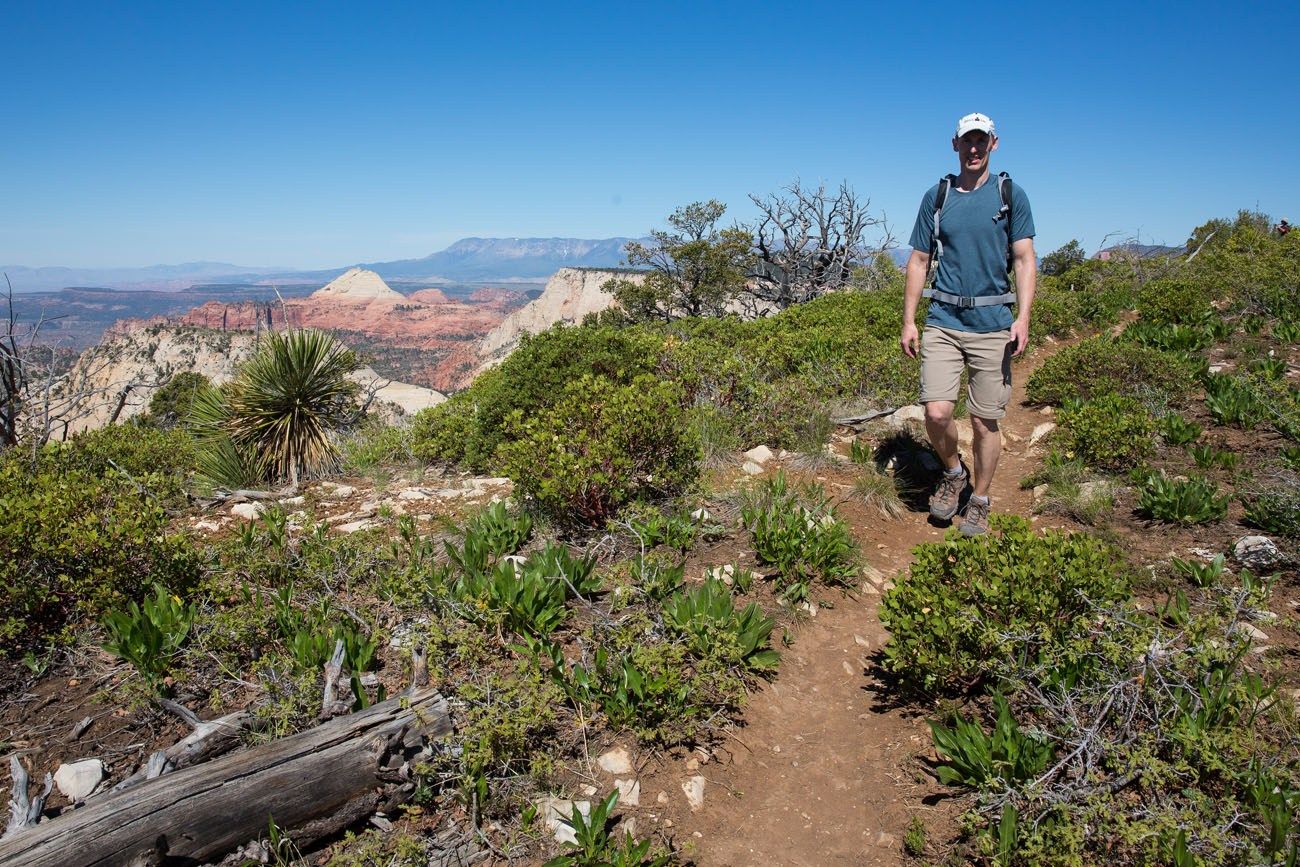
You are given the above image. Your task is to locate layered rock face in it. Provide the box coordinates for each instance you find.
[50,326,445,437]
[478,268,643,361]
[311,267,408,301]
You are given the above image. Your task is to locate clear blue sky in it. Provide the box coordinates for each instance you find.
[4,0,1295,269]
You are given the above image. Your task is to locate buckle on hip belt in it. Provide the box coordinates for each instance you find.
[958,295,976,309]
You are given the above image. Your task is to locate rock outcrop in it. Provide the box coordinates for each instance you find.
[49,326,445,436]
[478,268,643,361]
[310,268,406,302]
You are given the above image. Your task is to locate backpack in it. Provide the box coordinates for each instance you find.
[923,172,1017,309]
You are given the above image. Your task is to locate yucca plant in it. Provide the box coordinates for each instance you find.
[226,330,360,485]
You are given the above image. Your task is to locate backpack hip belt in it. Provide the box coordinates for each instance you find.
[922,287,1017,308]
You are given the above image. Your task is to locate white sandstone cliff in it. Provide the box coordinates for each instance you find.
[477,268,643,360]
[311,267,406,302]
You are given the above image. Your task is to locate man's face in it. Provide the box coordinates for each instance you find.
[952,130,998,174]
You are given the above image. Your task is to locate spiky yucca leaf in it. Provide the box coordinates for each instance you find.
[186,383,262,489]
[224,330,360,484]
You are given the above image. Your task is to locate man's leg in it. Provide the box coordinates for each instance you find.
[925,400,960,471]
[969,415,1000,497]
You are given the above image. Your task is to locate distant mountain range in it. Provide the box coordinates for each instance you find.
[2,237,640,293]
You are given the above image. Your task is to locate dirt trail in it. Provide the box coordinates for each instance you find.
[639,348,1059,866]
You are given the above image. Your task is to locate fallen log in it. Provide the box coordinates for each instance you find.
[0,687,450,867]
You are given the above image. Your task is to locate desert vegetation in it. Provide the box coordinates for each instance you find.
[0,208,1296,864]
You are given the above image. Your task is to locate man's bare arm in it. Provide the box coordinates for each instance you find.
[900,249,930,358]
[1009,237,1036,356]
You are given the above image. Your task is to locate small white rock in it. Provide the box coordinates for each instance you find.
[743,445,775,465]
[1239,623,1270,642]
[598,747,634,776]
[742,461,764,476]
[279,495,305,506]
[319,483,356,498]
[335,519,380,534]
[691,507,712,523]
[1028,422,1056,446]
[1234,536,1282,570]
[230,502,264,520]
[397,488,430,501]
[54,759,104,802]
[536,797,591,845]
[614,778,640,807]
[681,775,706,810]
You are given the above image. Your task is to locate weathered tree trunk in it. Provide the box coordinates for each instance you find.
[0,688,450,867]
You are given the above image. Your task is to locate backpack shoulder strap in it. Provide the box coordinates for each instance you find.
[997,172,1014,271]
[929,175,955,265]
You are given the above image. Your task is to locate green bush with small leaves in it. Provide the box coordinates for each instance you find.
[1136,276,1213,325]
[1058,394,1155,471]
[1026,336,1195,408]
[1242,484,1300,537]
[878,516,1132,694]
[498,374,700,527]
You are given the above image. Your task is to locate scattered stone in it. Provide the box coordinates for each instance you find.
[230,502,264,520]
[535,797,591,845]
[54,759,104,802]
[657,790,669,805]
[325,512,355,525]
[875,831,897,848]
[889,405,925,428]
[614,778,640,807]
[860,583,879,595]
[691,507,712,523]
[854,634,870,648]
[801,601,818,617]
[579,784,598,797]
[1208,364,1226,374]
[193,519,224,532]
[705,564,736,585]
[336,519,380,534]
[681,775,706,811]
[279,495,305,506]
[685,757,700,772]
[319,483,356,498]
[1239,623,1270,642]
[861,564,886,585]
[955,420,974,449]
[397,488,431,501]
[742,461,764,476]
[388,617,429,649]
[1234,536,1283,570]
[476,477,513,489]
[1004,430,1024,443]
[743,445,775,465]
[598,747,634,776]
[1028,422,1056,447]
[1038,406,1054,416]
[1033,484,1049,502]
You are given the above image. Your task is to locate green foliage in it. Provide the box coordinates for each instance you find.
[1040,239,1086,277]
[498,374,700,527]
[1136,276,1213,325]
[740,472,858,602]
[544,791,671,867]
[191,330,360,486]
[1188,442,1239,470]
[878,517,1132,693]
[1170,554,1228,588]
[338,417,414,475]
[146,370,212,428]
[625,507,697,552]
[930,693,1054,788]
[1203,373,1268,429]
[1026,336,1195,407]
[464,501,534,557]
[1242,484,1300,537]
[1137,472,1230,524]
[1058,394,1155,472]
[903,816,927,857]
[101,582,197,691]
[41,423,196,505]
[1157,412,1202,445]
[662,578,780,672]
[605,200,754,322]
[0,449,200,653]
[564,643,704,745]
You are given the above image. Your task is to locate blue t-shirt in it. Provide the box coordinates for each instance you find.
[908,176,1035,333]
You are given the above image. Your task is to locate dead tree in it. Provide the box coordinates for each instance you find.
[745,180,893,311]
[1,277,24,448]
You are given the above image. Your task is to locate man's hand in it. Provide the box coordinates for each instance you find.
[1009,317,1030,357]
[901,322,920,358]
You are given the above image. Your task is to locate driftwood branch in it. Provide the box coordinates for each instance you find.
[111,708,253,794]
[4,757,52,840]
[0,688,450,867]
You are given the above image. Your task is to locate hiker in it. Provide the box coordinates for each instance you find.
[899,112,1037,536]
[1277,219,1291,237]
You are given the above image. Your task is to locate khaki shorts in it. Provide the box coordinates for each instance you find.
[920,325,1014,419]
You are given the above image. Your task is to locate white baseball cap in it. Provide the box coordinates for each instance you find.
[955,112,996,137]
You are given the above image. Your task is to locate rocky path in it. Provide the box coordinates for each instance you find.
[638,348,1059,865]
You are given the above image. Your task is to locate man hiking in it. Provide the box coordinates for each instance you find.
[899,112,1037,536]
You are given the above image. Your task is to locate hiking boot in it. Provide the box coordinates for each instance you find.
[929,468,968,520]
[961,496,991,536]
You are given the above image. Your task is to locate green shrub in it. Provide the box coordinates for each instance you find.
[1203,374,1268,429]
[44,423,196,505]
[1242,484,1300,537]
[564,643,712,745]
[102,582,197,692]
[878,516,1131,694]
[740,472,858,602]
[338,418,415,474]
[1058,394,1155,472]
[146,371,212,428]
[1136,276,1213,325]
[1188,443,1239,470]
[1157,413,1202,445]
[662,578,780,672]
[1137,472,1230,524]
[498,374,700,527]
[930,693,1054,788]
[1026,336,1195,407]
[544,790,671,867]
[0,453,200,652]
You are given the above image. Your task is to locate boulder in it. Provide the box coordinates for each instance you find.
[1028,422,1056,447]
[54,759,104,803]
[230,502,264,521]
[1234,536,1282,570]
[743,445,775,465]
[889,405,925,428]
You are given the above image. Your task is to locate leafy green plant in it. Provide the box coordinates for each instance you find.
[1170,554,1228,588]
[626,508,696,551]
[1188,442,1240,470]
[1058,394,1155,471]
[498,374,700,527]
[741,472,858,601]
[1204,374,1267,429]
[662,579,780,672]
[464,500,534,557]
[1242,485,1300,537]
[1282,446,1300,470]
[1137,472,1230,524]
[102,582,196,690]
[1158,412,1202,446]
[1249,356,1288,380]
[878,516,1131,693]
[1136,276,1213,326]
[564,645,701,745]
[543,790,671,867]
[930,693,1054,788]
[849,438,874,465]
[1026,335,1195,407]
[1273,317,1300,344]
[903,816,927,857]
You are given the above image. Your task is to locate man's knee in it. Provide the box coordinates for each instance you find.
[924,401,955,425]
[971,415,1001,436]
